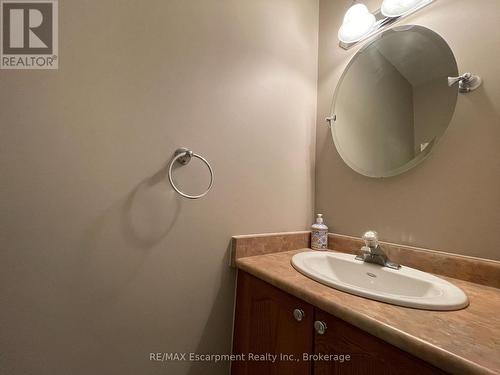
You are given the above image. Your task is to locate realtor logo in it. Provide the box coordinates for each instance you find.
[0,0,58,69]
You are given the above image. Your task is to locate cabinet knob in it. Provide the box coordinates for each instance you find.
[314,320,327,335]
[293,308,305,322]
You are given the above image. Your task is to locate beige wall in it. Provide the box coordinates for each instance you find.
[0,1,318,374]
[316,0,500,260]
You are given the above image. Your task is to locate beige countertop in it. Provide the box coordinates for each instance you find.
[235,249,500,375]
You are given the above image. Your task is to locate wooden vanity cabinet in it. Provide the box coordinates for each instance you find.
[313,309,447,375]
[232,270,314,375]
[232,271,447,375]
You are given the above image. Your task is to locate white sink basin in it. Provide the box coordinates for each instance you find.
[291,251,468,310]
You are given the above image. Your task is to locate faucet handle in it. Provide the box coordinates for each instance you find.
[362,230,379,248]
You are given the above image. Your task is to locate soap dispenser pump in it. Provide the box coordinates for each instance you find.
[311,214,328,250]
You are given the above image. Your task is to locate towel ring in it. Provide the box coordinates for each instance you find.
[168,148,214,199]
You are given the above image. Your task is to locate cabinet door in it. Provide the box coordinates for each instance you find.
[313,309,447,375]
[232,271,313,375]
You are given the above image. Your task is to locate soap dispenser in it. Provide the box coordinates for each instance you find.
[311,214,328,250]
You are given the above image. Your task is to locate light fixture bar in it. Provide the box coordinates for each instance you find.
[339,0,434,50]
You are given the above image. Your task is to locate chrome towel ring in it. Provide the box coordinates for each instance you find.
[168,147,214,199]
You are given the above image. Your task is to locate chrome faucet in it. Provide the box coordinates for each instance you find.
[355,230,401,270]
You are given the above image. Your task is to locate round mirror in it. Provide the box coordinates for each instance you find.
[330,25,458,177]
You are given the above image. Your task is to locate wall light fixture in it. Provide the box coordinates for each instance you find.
[381,0,429,18]
[338,0,434,50]
[338,4,376,44]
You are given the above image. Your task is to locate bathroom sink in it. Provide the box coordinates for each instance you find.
[291,251,469,310]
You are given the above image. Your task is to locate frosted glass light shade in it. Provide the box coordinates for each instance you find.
[338,4,376,44]
[381,0,424,17]
[343,3,369,23]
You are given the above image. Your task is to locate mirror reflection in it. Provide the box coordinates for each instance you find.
[331,25,458,177]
